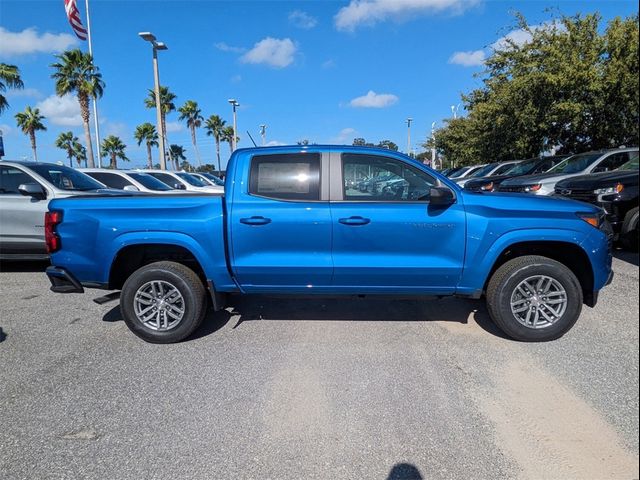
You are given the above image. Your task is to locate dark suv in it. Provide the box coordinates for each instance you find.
[464,156,568,192]
[555,154,639,250]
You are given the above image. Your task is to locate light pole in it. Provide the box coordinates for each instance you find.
[450,104,461,119]
[406,117,413,156]
[431,121,437,169]
[228,99,239,151]
[139,31,168,170]
[259,124,267,146]
[0,129,4,159]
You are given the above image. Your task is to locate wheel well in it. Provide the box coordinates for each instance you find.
[109,244,207,290]
[486,241,594,303]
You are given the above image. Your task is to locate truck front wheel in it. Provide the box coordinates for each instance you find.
[120,261,207,343]
[486,255,583,342]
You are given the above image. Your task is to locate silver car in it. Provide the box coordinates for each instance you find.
[0,161,120,260]
[136,169,223,193]
[498,148,638,195]
[80,169,190,194]
[455,160,521,187]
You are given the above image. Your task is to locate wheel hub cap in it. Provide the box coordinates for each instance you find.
[510,275,568,329]
[134,280,185,331]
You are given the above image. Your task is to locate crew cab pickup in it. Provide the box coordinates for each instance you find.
[45,146,613,343]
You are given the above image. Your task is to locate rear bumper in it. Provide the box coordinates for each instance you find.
[46,266,84,293]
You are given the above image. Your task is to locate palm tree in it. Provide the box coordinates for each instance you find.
[204,114,226,173]
[74,142,87,167]
[221,126,238,156]
[101,135,128,169]
[15,106,46,162]
[144,86,176,154]
[178,100,203,166]
[0,63,24,115]
[55,131,83,167]
[51,49,105,167]
[168,144,186,170]
[134,123,158,168]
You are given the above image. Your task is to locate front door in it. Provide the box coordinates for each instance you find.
[229,152,333,292]
[330,152,466,293]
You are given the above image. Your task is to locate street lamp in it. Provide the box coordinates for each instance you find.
[406,117,413,156]
[139,31,168,170]
[431,121,437,169]
[259,124,267,146]
[228,99,239,151]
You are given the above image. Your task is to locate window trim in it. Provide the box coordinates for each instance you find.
[335,152,446,204]
[247,152,325,203]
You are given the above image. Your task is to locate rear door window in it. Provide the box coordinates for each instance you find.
[592,152,632,173]
[249,153,321,201]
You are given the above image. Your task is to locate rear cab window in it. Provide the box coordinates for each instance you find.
[249,153,321,201]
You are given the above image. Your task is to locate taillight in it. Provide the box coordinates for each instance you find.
[45,211,63,253]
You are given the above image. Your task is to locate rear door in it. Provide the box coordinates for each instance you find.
[0,165,49,256]
[330,152,466,293]
[229,152,333,291]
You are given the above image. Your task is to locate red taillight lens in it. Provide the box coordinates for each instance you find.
[45,211,62,253]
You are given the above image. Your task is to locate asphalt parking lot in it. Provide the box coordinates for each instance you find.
[1,252,638,480]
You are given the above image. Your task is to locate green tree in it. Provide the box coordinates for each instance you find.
[144,86,176,151]
[221,126,238,155]
[74,142,87,167]
[51,49,105,167]
[377,140,398,151]
[15,106,46,162]
[168,144,186,170]
[178,100,203,166]
[204,114,226,173]
[134,122,159,168]
[101,135,128,169]
[55,131,83,167]
[0,63,24,115]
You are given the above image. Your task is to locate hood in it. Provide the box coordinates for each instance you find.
[501,171,575,186]
[556,170,639,190]
[461,189,600,215]
[463,174,516,190]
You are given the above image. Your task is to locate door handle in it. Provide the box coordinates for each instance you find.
[338,216,371,226]
[240,216,272,226]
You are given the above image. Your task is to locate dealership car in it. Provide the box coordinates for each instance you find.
[137,169,223,193]
[454,160,521,187]
[498,148,638,195]
[555,154,639,250]
[191,172,225,187]
[448,164,486,179]
[464,156,569,192]
[81,169,189,193]
[0,161,126,260]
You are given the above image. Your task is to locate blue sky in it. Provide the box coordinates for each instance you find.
[1,0,637,169]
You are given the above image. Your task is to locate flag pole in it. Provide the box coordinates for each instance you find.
[84,0,102,167]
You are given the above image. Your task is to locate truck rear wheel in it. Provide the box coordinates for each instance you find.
[620,207,639,252]
[486,255,583,342]
[120,261,207,343]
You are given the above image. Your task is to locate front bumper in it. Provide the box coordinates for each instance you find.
[46,266,84,293]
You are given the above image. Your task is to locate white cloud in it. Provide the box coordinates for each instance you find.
[322,59,336,69]
[214,42,246,53]
[6,88,43,99]
[104,122,129,139]
[491,21,563,51]
[265,140,287,146]
[36,94,82,126]
[349,90,398,108]
[0,27,78,58]
[330,128,357,144]
[230,74,242,83]
[288,10,318,29]
[0,124,14,136]
[335,0,479,32]
[240,37,297,68]
[449,49,485,66]
[165,121,184,133]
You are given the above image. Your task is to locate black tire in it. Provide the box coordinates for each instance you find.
[120,261,207,343]
[486,255,583,342]
[620,207,639,252]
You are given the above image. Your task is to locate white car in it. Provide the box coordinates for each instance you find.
[80,169,189,194]
[136,169,223,193]
[455,160,521,187]
[190,172,225,188]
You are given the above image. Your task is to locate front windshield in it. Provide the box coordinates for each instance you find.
[29,164,105,191]
[176,172,208,187]
[128,173,172,191]
[547,153,602,174]
[504,159,538,176]
[201,173,224,185]
[449,166,471,178]
[469,163,498,178]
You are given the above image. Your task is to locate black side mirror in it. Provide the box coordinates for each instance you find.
[430,186,455,206]
[174,183,187,190]
[18,183,47,200]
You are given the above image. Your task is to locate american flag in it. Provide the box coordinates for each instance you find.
[64,0,88,41]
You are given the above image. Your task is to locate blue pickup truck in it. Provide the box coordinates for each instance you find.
[45,146,613,343]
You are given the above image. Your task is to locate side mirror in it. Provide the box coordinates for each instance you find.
[430,186,455,206]
[123,185,139,192]
[18,183,47,200]
[174,183,186,190]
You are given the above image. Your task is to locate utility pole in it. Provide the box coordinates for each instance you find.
[431,121,437,169]
[259,124,267,146]
[406,117,413,156]
[228,99,239,151]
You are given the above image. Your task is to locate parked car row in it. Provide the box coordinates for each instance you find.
[444,147,638,250]
[0,161,224,260]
